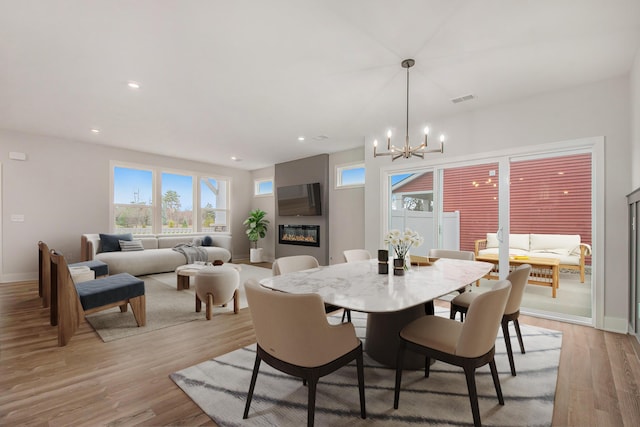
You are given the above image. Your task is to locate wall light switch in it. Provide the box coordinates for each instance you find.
[489,170,496,176]
[9,152,27,161]
[11,214,25,222]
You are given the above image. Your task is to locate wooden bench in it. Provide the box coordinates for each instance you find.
[50,250,146,346]
[39,241,109,325]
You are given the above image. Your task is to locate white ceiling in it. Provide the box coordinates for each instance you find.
[1,0,639,170]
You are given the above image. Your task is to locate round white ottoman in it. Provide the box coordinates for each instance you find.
[194,266,240,319]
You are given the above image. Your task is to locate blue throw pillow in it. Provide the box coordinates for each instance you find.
[202,235,213,247]
[99,233,133,252]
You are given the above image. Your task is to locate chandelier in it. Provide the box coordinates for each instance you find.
[373,59,445,161]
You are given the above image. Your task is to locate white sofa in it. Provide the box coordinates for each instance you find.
[81,233,232,276]
[474,233,591,282]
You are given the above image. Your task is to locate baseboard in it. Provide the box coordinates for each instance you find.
[1,271,37,284]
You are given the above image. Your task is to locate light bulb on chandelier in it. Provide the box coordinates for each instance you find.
[373,59,445,161]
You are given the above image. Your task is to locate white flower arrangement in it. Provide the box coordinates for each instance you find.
[384,228,424,261]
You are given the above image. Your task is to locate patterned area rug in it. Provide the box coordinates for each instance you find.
[171,310,562,426]
[85,264,273,342]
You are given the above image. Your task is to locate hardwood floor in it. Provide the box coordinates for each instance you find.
[2,277,640,426]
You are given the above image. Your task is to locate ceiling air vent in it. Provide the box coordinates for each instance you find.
[451,94,476,104]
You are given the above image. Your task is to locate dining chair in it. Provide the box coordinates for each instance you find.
[243,279,366,427]
[342,249,371,263]
[424,249,476,314]
[394,280,512,427]
[340,250,372,321]
[273,255,350,322]
[450,264,532,376]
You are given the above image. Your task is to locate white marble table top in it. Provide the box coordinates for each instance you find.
[259,258,494,313]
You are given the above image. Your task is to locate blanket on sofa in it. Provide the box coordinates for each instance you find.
[172,244,208,264]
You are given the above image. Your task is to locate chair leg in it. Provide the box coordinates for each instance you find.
[119,303,128,313]
[393,341,406,409]
[341,309,351,323]
[513,318,525,354]
[489,358,505,405]
[502,320,516,376]
[449,305,456,319]
[356,350,366,419]
[129,295,146,326]
[195,294,202,312]
[424,356,431,377]
[463,366,482,427]
[243,354,262,419]
[307,377,318,427]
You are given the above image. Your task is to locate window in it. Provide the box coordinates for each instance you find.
[111,163,230,234]
[161,172,193,233]
[201,177,229,232]
[254,178,273,196]
[113,166,154,234]
[336,163,365,188]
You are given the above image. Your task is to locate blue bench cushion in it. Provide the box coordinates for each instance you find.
[70,260,109,277]
[76,273,144,311]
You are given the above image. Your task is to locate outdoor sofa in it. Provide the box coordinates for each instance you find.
[474,232,591,282]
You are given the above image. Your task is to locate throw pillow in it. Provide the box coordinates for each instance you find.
[119,239,144,252]
[202,235,213,246]
[191,237,203,246]
[99,233,133,252]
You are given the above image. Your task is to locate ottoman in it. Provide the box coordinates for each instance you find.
[194,266,240,320]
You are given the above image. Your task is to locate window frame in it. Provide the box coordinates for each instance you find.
[336,162,365,189]
[254,177,274,197]
[110,161,231,235]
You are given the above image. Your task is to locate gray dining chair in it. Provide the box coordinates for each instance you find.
[243,279,366,426]
[272,255,349,322]
[394,280,512,427]
[450,264,532,376]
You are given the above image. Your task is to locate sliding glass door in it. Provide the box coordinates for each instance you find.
[385,149,594,323]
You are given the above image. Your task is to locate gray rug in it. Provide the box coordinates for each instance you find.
[171,310,562,426]
[85,264,273,342]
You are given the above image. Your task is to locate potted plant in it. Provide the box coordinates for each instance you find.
[243,209,269,263]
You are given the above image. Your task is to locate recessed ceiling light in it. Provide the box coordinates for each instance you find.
[231,156,242,161]
[298,136,305,141]
[127,81,140,89]
[91,128,100,134]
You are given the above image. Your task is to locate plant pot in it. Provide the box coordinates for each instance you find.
[250,248,263,263]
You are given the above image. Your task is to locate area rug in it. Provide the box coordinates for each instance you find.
[85,264,273,342]
[170,310,562,426]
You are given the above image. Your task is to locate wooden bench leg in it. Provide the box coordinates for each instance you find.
[119,304,128,313]
[129,295,146,326]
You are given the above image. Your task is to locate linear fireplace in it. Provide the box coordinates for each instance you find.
[279,224,320,247]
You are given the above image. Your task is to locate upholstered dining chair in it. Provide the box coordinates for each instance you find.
[340,250,372,321]
[272,255,350,322]
[243,279,366,426]
[450,264,532,376]
[394,280,512,427]
[342,249,371,263]
[422,249,476,315]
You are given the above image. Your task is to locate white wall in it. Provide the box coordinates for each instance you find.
[249,166,276,262]
[328,147,365,264]
[365,76,631,332]
[631,48,640,190]
[0,129,252,282]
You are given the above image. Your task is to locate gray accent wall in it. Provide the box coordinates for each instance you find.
[274,154,329,265]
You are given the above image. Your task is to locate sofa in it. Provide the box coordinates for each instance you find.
[81,233,232,276]
[474,233,591,282]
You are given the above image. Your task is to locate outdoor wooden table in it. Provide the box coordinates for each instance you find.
[475,254,560,298]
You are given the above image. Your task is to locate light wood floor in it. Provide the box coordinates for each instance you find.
[2,276,640,426]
